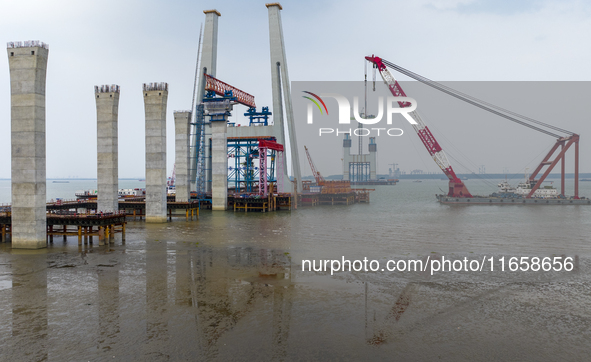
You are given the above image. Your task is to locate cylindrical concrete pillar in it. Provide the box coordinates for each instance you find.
[369,137,377,180]
[7,40,49,249]
[211,120,228,210]
[343,134,352,181]
[143,83,168,223]
[173,111,192,202]
[95,84,120,213]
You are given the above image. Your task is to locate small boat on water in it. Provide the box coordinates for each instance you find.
[52,181,69,183]
[76,188,146,199]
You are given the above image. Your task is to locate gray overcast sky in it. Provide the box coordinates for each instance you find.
[1,0,590,179]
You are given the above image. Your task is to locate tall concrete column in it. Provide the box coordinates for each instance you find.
[200,10,220,86]
[211,120,227,210]
[343,134,352,181]
[267,3,301,193]
[143,83,168,223]
[369,137,377,180]
[7,40,49,249]
[174,111,191,202]
[207,98,231,211]
[95,85,120,213]
[191,9,220,192]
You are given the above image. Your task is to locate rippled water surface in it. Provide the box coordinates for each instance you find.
[1,179,590,361]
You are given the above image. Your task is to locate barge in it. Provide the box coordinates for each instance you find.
[437,195,590,205]
[437,177,589,205]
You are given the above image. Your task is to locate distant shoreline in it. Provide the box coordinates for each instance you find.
[1,173,591,181]
[303,173,591,181]
[0,178,145,181]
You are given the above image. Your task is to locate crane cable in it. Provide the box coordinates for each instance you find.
[380,59,572,138]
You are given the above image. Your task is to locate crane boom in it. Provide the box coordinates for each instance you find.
[365,55,472,198]
[304,146,325,185]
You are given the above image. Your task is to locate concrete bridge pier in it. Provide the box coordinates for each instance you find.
[174,111,192,202]
[95,84,120,213]
[7,40,49,249]
[143,83,169,223]
[211,119,228,210]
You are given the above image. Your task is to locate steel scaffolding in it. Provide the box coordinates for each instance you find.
[227,138,277,193]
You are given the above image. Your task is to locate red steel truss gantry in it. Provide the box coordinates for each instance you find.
[258,140,284,196]
[204,74,256,108]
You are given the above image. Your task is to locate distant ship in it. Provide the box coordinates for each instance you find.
[581,179,591,182]
[496,179,557,198]
[75,188,146,199]
[52,180,69,183]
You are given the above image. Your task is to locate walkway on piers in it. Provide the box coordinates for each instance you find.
[0,211,126,246]
[45,199,200,220]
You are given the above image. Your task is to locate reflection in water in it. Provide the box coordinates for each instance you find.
[175,251,192,307]
[366,282,419,346]
[2,181,591,361]
[11,254,48,361]
[190,247,293,360]
[1,241,294,360]
[272,283,293,360]
[98,267,119,351]
[367,254,435,345]
[145,241,169,359]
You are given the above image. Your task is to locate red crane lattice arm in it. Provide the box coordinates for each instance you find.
[365,55,471,197]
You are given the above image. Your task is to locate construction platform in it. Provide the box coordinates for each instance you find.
[193,188,370,210]
[45,199,199,220]
[0,211,126,246]
[299,189,373,206]
[230,193,292,213]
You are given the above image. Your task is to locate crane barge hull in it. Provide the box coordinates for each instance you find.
[437,195,591,205]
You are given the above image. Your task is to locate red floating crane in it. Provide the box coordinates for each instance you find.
[366,55,580,199]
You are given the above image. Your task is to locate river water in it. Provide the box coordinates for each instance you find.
[0,179,590,361]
